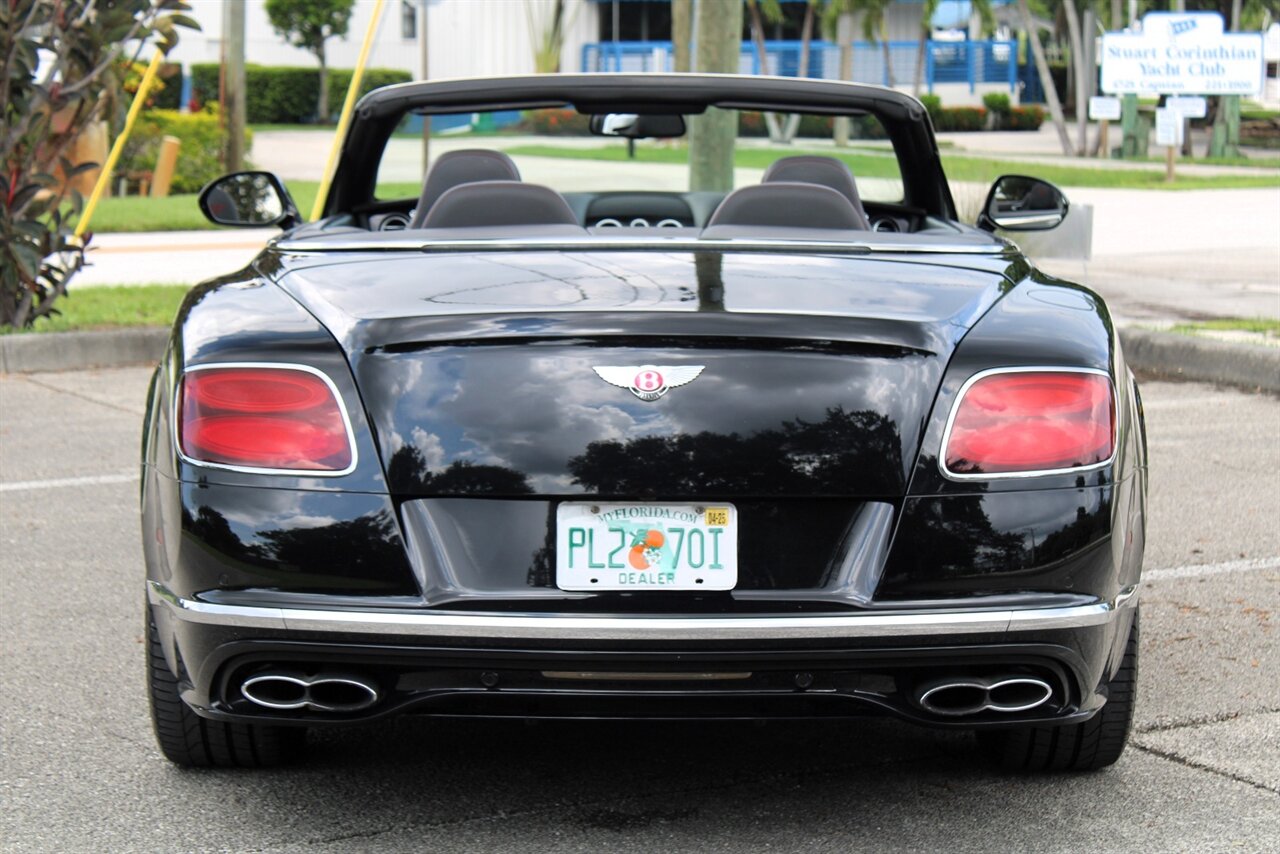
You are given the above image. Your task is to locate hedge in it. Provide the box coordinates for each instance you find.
[118,107,253,194]
[189,64,412,124]
[738,111,887,139]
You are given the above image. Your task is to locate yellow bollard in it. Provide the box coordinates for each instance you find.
[150,135,182,198]
[75,49,166,237]
[309,0,387,221]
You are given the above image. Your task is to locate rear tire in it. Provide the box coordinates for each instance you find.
[980,608,1138,772]
[147,610,303,767]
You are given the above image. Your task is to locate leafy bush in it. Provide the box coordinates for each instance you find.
[119,107,253,194]
[0,0,195,329]
[189,64,411,124]
[519,108,591,136]
[919,94,943,121]
[1006,105,1046,131]
[934,107,987,132]
[982,92,1011,116]
[738,112,886,140]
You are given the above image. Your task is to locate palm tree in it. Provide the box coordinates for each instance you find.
[913,0,994,97]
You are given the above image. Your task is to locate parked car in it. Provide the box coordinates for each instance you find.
[142,74,1146,771]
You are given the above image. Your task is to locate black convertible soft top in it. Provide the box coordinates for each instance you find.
[323,73,956,222]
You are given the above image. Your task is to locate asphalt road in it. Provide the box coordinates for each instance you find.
[1,368,1277,853]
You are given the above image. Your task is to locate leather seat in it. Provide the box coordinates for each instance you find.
[761,155,870,230]
[704,182,866,231]
[421,181,580,229]
[409,149,522,228]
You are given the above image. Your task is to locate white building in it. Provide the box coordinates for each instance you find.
[167,0,599,80]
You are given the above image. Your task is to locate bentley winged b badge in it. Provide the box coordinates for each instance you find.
[592,365,706,402]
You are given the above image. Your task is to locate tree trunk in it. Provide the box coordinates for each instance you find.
[833,12,854,146]
[672,0,692,73]
[880,20,896,88]
[913,28,928,96]
[746,0,784,142]
[1019,0,1075,156]
[1110,0,1122,29]
[1063,0,1087,156]
[781,4,815,142]
[689,0,742,192]
[317,43,329,123]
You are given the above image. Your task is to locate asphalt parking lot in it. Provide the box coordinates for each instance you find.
[1,367,1277,853]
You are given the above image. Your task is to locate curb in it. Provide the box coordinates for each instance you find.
[1,326,1276,393]
[0,328,168,374]
[1118,328,1280,394]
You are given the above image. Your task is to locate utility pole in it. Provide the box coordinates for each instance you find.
[224,0,247,172]
[419,0,430,172]
[688,0,742,192]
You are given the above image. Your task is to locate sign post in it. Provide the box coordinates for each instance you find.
[1089,96,1122,158]
[1155,107,1184,181]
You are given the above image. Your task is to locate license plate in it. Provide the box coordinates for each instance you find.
[555,503,738,591]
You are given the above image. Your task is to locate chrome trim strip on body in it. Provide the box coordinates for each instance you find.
[171,362,359,478]
[938,366,1119,482]
[273,236,1008,256]
[148,581,1137,641]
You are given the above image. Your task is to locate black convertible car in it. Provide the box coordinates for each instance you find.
[142,75,1146,771]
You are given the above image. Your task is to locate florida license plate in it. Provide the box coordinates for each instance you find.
[555,503,738,591]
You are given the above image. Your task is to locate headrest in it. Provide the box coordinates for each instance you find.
[420,181,579,229]
[762,156,870,229]
[705,183,867,231]
[409,149,522,228]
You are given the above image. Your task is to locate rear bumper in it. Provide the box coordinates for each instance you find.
[148,581,1138,729]
[149,580,1136,642]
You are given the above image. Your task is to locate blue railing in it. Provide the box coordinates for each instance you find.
[581,39,1017,93]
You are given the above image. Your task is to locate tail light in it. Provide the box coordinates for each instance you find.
[942,369,1114,477]
[178,365,354,473]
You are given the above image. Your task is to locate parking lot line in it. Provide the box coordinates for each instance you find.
[1144,556,1280,581]
[0,472,138,492]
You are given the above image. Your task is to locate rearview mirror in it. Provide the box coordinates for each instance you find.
[589,113,686,139]
[977,175,1068,232]
[198,171,300,229]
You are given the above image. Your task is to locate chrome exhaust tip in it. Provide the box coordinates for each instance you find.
[913,675,1053,717]
[241,671,380,713]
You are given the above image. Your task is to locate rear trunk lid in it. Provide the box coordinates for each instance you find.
[276,249,1013,499]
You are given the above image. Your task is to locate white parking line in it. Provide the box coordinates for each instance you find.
[0,473,139,492]
[1145,556,1280,581]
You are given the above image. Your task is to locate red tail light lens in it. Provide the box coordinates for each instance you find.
[179,367,353,472]
[943,370,1114,476]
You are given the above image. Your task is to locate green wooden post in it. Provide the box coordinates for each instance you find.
[1119,93,1140,158]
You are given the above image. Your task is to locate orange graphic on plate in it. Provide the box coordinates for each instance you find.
[628,529,665,569]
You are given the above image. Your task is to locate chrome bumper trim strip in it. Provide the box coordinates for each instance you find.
[149,582,1138,641]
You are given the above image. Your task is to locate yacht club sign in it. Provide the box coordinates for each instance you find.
[1101,12,1265,95]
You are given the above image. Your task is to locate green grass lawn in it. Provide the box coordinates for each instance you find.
[1169,318,1280,336]
[2,285,190,334]
[506,143,1280,190]
[81,180,421,233]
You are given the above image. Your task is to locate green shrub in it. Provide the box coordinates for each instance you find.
[118,107,253,194]
[919,94,943,121]
[982,92,1011,116]
[738,112,885,140]
[1006,105,1045,131]
[519,108,591,135]
[932,106,986,132]
[190,64,412,124]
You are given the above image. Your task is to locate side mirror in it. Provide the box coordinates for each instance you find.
[588,112,686,139]
[198,171,300,229]
[977,175,1069,232]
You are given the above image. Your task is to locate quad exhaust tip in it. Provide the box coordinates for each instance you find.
[241,671,380,713]
[912,675,1053,717]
